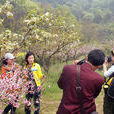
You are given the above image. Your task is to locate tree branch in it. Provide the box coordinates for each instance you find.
[12,29,31,53]
[48,41,72,59]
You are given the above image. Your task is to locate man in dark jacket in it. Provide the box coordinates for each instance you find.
[57,49,105,114]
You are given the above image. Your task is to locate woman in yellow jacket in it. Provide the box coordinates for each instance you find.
[23,52,46,114]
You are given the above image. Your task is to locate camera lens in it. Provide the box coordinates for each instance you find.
[107,56,112,63]
[77,59,85,65]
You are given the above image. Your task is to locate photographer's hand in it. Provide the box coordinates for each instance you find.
[73,60,80,65]
[103,63,107,72]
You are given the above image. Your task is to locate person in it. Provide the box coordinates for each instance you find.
[103,50,114,114]
[57,49,105,114]
[23,52,46,114]
[1,53,19,114]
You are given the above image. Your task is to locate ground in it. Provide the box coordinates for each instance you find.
[40,90,104,114]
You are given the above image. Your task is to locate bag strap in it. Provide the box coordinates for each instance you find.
[76,65,84,114]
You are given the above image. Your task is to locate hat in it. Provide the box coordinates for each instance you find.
[111,50,114,56]
[5,53,15,60]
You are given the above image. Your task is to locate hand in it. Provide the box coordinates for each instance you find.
[73,60,80,64]
[104,57,108,64]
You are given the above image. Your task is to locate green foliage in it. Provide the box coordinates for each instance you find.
[25,6,81,71]
[0,1,81,72]
[39,0,113,24]
[0,1,22,58]
[1,0,113,71]
[82,12,94,22]
[34,0,114,43]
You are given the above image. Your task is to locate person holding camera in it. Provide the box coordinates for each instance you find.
[103,50,114,114]
[57,49,105,114]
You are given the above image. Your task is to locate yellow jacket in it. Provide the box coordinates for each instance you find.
[24,63,43,86]
[107,77,113,86]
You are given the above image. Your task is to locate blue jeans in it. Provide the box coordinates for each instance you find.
[25,90,41,114]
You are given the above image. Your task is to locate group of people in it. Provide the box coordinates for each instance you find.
[1,49,114,114]
[57,49,114,114]
[1,52,46,114]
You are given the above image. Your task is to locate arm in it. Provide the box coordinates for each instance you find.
[1,66,7,79]
[103,63,107,73]
[93,78,104,98]
[103,65,114,77]
[57,66,66,89]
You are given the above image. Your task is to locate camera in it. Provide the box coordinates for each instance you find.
[77,59,86,65]
[107,56,112,63]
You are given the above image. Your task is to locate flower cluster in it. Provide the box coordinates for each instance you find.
[0,69,45,108]
[0,70,27,107]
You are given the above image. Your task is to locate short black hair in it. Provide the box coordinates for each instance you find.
[2,59,7,65]
[88,49,105,66]
[25,52,35,65]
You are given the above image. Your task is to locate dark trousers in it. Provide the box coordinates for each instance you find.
[25,90,41,114]
[3,104,16,114]
[103,94,114,114]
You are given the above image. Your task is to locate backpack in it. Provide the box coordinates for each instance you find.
[103,77,113,94]
[107,78,114,99]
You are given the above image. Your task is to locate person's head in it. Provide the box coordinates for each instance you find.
[25,52,35,65]
[3,53,15,65]
[111,50,114,62]
[86,49,105,70]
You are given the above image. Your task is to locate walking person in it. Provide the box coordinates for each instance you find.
[1,53,20,114]
[57,49,105,114]
[23,52,46,114]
